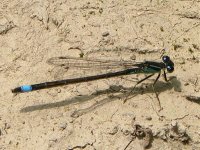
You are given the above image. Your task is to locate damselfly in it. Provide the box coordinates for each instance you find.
[12,55,174,94]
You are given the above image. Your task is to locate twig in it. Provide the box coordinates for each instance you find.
[174,114,189,120]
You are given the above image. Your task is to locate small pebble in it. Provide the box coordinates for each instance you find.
[89,11,95,15]
[108,126,119,135]
[122,129,131,136]
[5,123,11,129]
[99,8,103,14]
[102,31,109,37]
[158,130,167,140]
[145,116,152,121]
[171,120,178,127]
[59,122,67,131]
[109,85,122,92]
[184,82,189,86]
[178,124,186,134]
[49,137,58,142]
[130,55,136,60]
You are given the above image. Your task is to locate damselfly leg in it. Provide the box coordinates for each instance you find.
[163,70,169,82]
[152,72,162,111]
[123,72,164,111]
[123,74,155,103]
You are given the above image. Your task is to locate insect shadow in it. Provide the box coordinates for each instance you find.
[20,77,181,115]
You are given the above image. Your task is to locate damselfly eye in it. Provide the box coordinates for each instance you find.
[162,55,170,63]
[167,65,174,73]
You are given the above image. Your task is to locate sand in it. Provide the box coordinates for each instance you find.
[0,0,200,149]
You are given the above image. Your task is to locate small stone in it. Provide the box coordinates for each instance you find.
[145,116,152,121]
[99,8,103,14]
[108,126,119,135]
[49,137,58,142]
[153,127,168,140]
[89,11,95,15]
[102,31,109,37]
[171,120,178,128]
[130,55,136,60]
[59,122,67,131]
[158,130,167,140]
[5,123,11,129]
[184,82,189,86]
[123,129,131,136]
[178,124,186,134]
[109,85,122,92]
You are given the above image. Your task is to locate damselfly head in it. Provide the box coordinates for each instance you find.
[162,55,174,73]
[162,55,170,63]
[166,65,174,73]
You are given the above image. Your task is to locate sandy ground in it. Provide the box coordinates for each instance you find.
[1,0,200,149]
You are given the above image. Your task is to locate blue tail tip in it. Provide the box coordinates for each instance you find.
[21,85,32,92]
